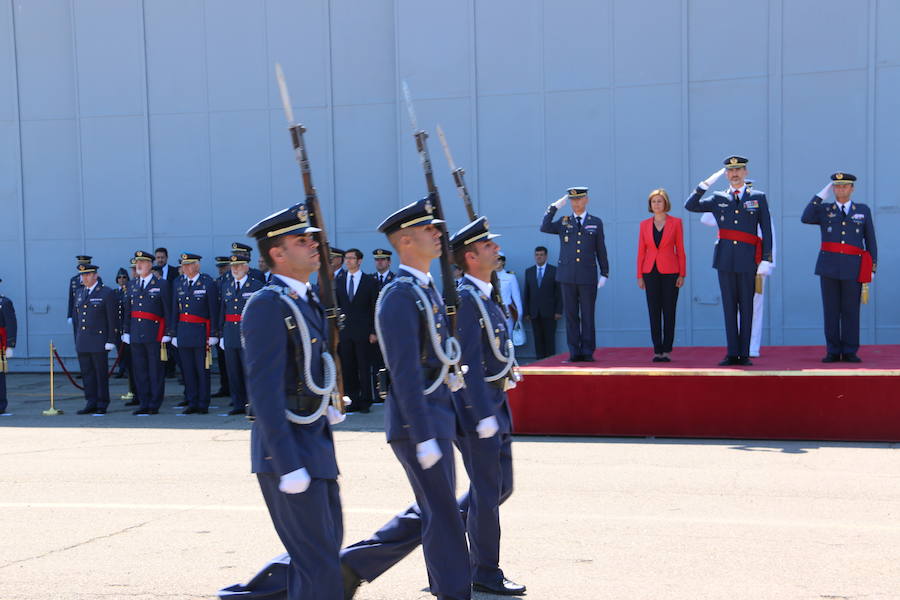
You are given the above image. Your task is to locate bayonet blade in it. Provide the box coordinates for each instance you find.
[436,124,457,172]
[274,62,295,125]
[401,80,419,131]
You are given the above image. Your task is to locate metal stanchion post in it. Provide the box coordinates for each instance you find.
[43,340,63,416]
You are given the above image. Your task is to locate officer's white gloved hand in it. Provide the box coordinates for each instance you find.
[756,260,773,276]
[326,405,346,425]
[104,343,115,352]
[172,337,178,348]
[476,415,499,439]
[218,338,225,350]
[817,182,833,201]
[278,467,311,494]
[416,438,442,470]
[67,317,73,325]
[447,370,465,392]
[551,195,567,210]
[597,275,608,289]
[208,337,219,347]
[699,212,717,227]
[699,168,726,190]
[160,335,171,343]
[121,333,131,344]
[5,348,12,358]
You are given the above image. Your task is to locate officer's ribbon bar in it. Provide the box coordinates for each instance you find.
[131,311,166,342]
[717,228,762,264]
[225,314,242,323]
[820,242,873,283]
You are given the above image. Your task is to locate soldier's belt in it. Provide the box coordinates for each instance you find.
[131,311,166,342]
[718,228,762,264]
[285,394,321,417]
[821,242,873,283]
[179,313,211,339]
[225,314,242,323]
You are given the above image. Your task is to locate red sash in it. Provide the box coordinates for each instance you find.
[179,313,211,339]
[0,326,7,350]
[821,242,873,283]
[131,311,166,342]
[225,314,242,323]
[718,228,762,264]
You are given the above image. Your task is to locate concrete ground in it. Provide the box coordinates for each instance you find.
[1,372,899,600]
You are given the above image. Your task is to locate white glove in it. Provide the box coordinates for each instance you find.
[208,337,219,346]
[5,348,12,358]
[699,167,726,190]
[817,182,833,201]
[326,405,346,425]
[756,261,773,276]
[476,415,499,439]
[551,195,567,210]
[597,275,608,289]
[447,370,465,392]
[160,335,171,343]
[416,438,442,470]
[278,467,311,494]
[121,333,131,344]
[218,338,225,350]
[67,317,73,325]
[104,343,115,352]
[699,212,717,227]
[172,337,178,348]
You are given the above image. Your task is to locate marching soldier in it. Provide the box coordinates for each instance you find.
[540,187,609,362]
[372,248,395,289]
[169,253,219,414]
[67,255,101,340]
[73,264,117,415]
[231,242,267,283]
[341,198,471,600]
[801,173,877,362]
[219,252,264,415]
[241,202,345,599]
[685,156,773,366]
[122,251,172,415]
[0,278,16,415]
[212,256,232,399]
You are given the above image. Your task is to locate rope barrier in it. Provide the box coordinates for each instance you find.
[52,344,125,392]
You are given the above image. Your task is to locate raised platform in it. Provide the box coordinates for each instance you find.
[507,345,900,442]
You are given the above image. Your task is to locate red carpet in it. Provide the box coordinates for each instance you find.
[507,346,900,442]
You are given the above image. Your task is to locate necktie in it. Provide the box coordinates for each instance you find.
[537,266,543,287]
[348,274,355,302]
[841,204,847,216]
[733,189,741,202]
[306,286,321,312]
[576,216,583,230]
[235,281,241,294]
[141,279,146,290]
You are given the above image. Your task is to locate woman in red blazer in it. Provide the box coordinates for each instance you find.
[637,189,686,362]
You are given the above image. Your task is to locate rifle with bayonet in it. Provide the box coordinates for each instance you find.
[401,82,460,333]
[275,63,345,413]
[435,124,509,318]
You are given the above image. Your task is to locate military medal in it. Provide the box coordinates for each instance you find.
[564,235,569,242]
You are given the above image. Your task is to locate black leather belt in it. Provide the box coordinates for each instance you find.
[285,394,321,417]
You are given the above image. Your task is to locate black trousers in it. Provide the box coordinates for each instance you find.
[820,276,862,356]
[215,345,230,394]
[718,270,755,358]
[643,270,680,354]
[530,315,558,359]
[78,351,110,410]
[339,335,375,412]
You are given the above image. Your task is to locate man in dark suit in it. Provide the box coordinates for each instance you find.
[523,245,562,359]
[73,264,118,415]
[154,247,179,282]
[335,248,378,413]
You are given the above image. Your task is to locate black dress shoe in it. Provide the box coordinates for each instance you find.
[92,408,107,415]
[175,400,189,407]
[211,390,230,398]
[718,356,738,366]
[182,407,198,415]
[736,357,753,366]
[658,356,671,362]
[227,408,246,416]
[822,354,841,363]
[842,353,862,363]
[473,578,527,596]
[341,563,362,600]
[133,409,151,415]
[77,407,98,415]
[652,356,664,363]
[581,355,596,362]
[124,399,140,406]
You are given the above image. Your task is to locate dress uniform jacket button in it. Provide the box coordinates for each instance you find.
[576,258,581,262]
[734,220,738,224]
[734,210,739,214]
[733,240,738,245]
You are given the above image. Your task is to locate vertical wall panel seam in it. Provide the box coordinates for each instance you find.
[680,0,692,345]
[607,0,617,345]
[68,0,87,254]
[469,0,479,210]
[138,0,154,251]
[262,1,274,215]
[325,0,338,234]
[768,0,785,346]
[201,1,213,239]
[866,0,877,338]
[392,0,403,214]
[537,0,547,217]
[9,0,29,356]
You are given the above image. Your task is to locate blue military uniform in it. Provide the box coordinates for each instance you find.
[240,203,343,600]
[540,187,609,361]
[685,156,773,364]
[67,255,101,339]
[123,251,172,414]
[231,242,267,283]
[340,199,471,600]
[73,265,118,414]
[169,253,220,414]
[370,249,395,399]
[801,172,877,361]
[220,252,264,415]
[213,256,233,399]
[0,279,17,414]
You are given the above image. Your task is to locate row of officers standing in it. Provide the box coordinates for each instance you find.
[62,244,398,417]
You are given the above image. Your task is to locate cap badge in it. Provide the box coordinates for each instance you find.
[729,157,738,165]
[181,253,187,260]
[230,255,237,261]
[835,173,844,180]
[296,206,308,223]
[424,199,433,214]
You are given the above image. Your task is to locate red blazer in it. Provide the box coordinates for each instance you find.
[637,216,686,277]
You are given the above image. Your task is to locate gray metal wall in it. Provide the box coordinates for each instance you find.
[2,0,898,359]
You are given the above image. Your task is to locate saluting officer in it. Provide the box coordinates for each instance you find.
[341,198,471,600]
[73,264,117,415]
[241,202,345,600]
[231,242,267,283]
[169,253,219,414]
[219,252,264,415]
[685,156,773,366]
[540,187,609,362]
[67,255,101,340]
[122,250,172,415]
[0,277,17,415]
[212,256,233,400]
[801,173,877,363]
